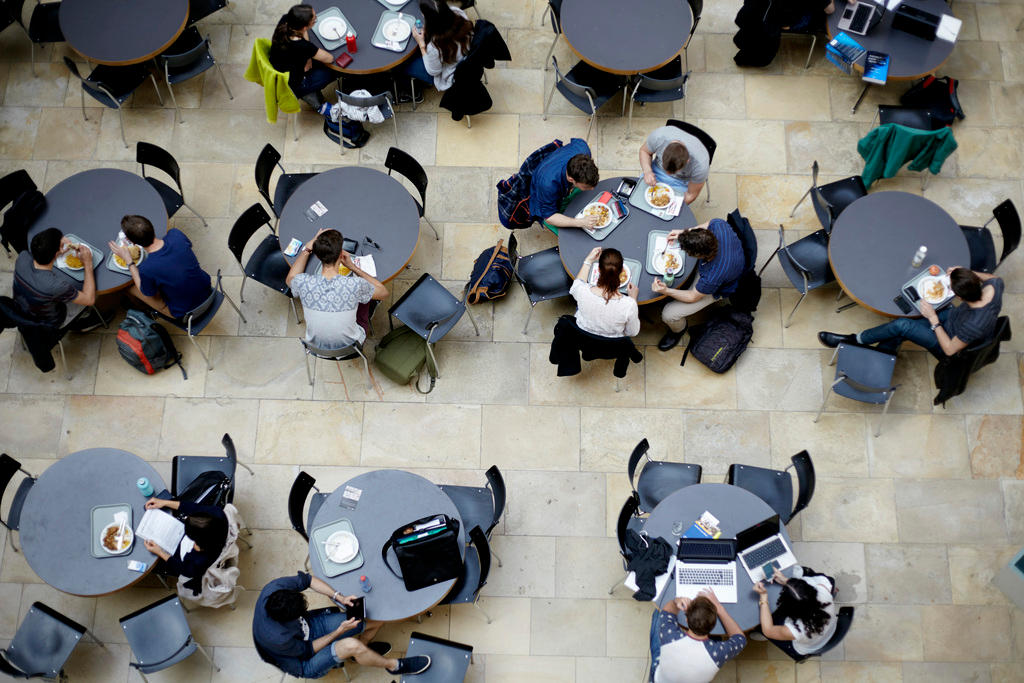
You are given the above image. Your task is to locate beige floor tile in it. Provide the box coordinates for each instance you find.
[954,79,995,128]
[31,107,101,160]
[486,69,545,116]
[483,654,574,683]
[481,535,556,598]
[684,73,747,120]
[159,397,258,458]
[436,114,519,168]
[0,583,22,640]
[93,107,177,162]
[482,404,579,471]
[491,282,576,344]
[735,660,796,682]
[684,410,770,476]
[531,598,604,656]
[818,661,903,681]
[606,473,636,537]
[1001,480,1024,545]
[253,399,362,466]
[945,41,1005,81]
[785,121,866,177]
[902,662,992,683]
[579,406,680,473]
[922,177,1024,227]
[991,82,1024,126]
[698,119,788,174]
[518,115,593,168]
[59,395,163,458]
[171,108,287,163]
[895,479,1007,544]
[204,336,311,400]
[554,536,619,599]
[735,348,823,411]
[7,332,100,396]
[450,596,531,655]
[189,589,258,648]
[801,478,898,543]
[210,646,286,683]
[576,657,646,683]
[441,222,504,282]
[234,529,308,590]
[604,599,652,659]
[424,165,495,223]
[529,342,646,408]
[922,605,1013,662]
[868,414,970,479]
[645,347,736,410]
[0,394,63,458]
[94,334,209,398]
[789,541,866,604]
[179,163,238,221]
[736,176,822,232]
[360,402,481,469]
[780,287,886,349]
[5,62,67,108]
[770,411,868,477]
[967,414,1024,479]
[865,543,951,605]
[505,26,573,71]
[954,127,1024,180]
[745,75,830,121]
[62,642,131,683]
[949,544,1020,606]
[504,470,605,537]
[827,77,903,124]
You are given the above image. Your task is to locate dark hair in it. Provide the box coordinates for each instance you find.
[566,154,599,188]
[30,227,63,264]
[775,578,831,638]
[419,0,473,64]
[121,215,155,247]
[266,589,308,623]
[679,227,718,262]
[184,513,228,554]
[686,596,718,637]
[273,4,315,48]
[312,229,344,265]
[595,248,624,302]
[661,142,690,175]
[949,267,983,302]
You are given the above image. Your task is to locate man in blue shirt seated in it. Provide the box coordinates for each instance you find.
[529,137,601,234]
[252,572,431,679]
[650,590,746,683]
[652,219,746,351]
[109,215,212,319]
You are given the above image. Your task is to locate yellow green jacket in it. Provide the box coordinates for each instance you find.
[244,38,301,124]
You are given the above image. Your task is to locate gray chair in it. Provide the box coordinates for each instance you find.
[790,161,867,232]
[154,270,246,371]
[816,343,899,437]
[439,465,505,566]
[543,56,626,143]
[961,199,1019,274]
[0,602,104,680]
[758,224,835,328]
[609,493,644,594]
[506,232,573,334]
[627,438,702,514]
[63,57,163,149]
[0,453,34,553]
[300,338,377,394]
[171,433,253,505]
[398,632,473,683]
[627,57,688,135]
[726,450,816,524]
[440,526,492,622]
[227,202,302,324]
[120,595,218,682]
[326,89,397,154]
[156,27,232,124]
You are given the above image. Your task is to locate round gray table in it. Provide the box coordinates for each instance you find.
[308,0,423,75]
[309,470,466,622]
[827,0,956,80]
[560,0,693,75]
[19,449,166,597]
[278,167,420,283]
[27,169,169,295]
[829,191,969,318]
[59,0,189,66]
[560,177,698,305]
[644,483,791,634]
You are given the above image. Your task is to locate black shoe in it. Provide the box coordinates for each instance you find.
[387,655,431,675]
[68,308,106,332]
[395,89,425,105]
[658,329,685,352]
[368,641,392,657]
[817,331,857,348]
[343,130,371,149]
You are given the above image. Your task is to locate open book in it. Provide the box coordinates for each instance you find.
[135,509,186,555]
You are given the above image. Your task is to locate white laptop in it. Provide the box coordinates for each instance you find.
[735,515,797,584]
[674,538,738,603]
[837,0,879,35]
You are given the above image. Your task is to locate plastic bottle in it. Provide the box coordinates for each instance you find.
[359,575,372,593]
[136,477,154,498]
[346,31,357,53]
[911,245,927,268]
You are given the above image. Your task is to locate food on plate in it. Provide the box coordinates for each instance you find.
[928,264,941,276]
[63,247,83,269]
[662,252,680,273]
[646,184,672,208]
[619,265,630,286]
[923,279,945,302]
[113,244,142,268]
[583,203,611,228]
[101,524,132,552]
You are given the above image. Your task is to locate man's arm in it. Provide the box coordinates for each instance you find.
[545,212,597,230]
[918,301,968,356]
[70,247,96,306]
[652,280,707,304]
[339,252,388,300]
[639,142,657,187]
[682,181,705,205]
[701,590,743,638]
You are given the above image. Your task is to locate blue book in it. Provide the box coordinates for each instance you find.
[863,51,890,85]
[826,32,867,74]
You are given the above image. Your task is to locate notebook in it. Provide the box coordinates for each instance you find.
[135,509,185,555]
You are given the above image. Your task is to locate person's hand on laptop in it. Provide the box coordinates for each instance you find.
[697,588,723,609]
[771,567,788,585]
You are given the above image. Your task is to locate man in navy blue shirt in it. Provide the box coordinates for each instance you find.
[528,138,600,234]
[109,215,212,319]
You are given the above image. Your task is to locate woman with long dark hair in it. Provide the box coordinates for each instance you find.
[569,247,640,338]
[753,566,838,658]
[144,497,230,595]
[401,0,474,93]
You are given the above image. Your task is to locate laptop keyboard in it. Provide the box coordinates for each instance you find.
[742,538,786,568]
[677,566,734,586]
[849,4,873,32]
[678,541,733,560]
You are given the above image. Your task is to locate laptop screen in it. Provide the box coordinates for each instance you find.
[677,538,737,562]
[735,514,781,552]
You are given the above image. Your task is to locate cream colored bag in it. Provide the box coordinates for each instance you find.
[177,504,244,610]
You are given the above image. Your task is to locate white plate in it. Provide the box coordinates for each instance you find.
[382,18,411,42]
[653,250,684,276]
[917,276,948,304]
[59,246,85,271]
[100,522,133,554]
[317,16,348,41]
[325,530,359,563]
[385,0,407,5]
[645,183,674,210]
[582,202,613,229]
[589,263,631,289]
[112,244,145,271]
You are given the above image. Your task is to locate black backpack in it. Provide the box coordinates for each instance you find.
[899,75,965,125]
[680,306,754,373]
[467,239,514,304]
[116,309,187,379]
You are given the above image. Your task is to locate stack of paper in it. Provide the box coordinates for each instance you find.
[135,510,185,555]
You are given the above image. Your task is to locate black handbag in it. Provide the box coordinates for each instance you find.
[381,514,462,591]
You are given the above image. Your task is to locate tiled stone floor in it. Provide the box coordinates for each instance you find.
[1,0,1023,680]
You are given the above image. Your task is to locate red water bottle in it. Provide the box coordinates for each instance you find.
[346,32,357,53]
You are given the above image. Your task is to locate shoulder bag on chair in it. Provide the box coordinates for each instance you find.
[381,514,463,591]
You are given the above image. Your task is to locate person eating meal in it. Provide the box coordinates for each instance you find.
[639,125,710,205]
[12,227,100,330]
[571,247,641,338]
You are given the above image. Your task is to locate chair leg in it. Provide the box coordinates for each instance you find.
[215,63,234,100]
[115,105,130,148]
[57,340,72,381]
[341,663,351,682]
[814,381,840,423]
[293,113,299,142]
[542,81,556,120]
[784,291,806,328]
[465,113,471,129]
[875,391,895,437]
[543,34,559,70]
[222,290,247,324]
[7,531,19,554]
[189,333,212,371]
[490,547,503,567]
[704,177,711,204]
[304,353,315,386]
[757,247,779,277]
[835,287,844,301]
[473,596,493,624]
[851,82,871,114]
[463,302,480,336]
[84,629,106,649]
[790,187,811,216]
[239,276,247,304]
[156,574,171,590]
[358,352,372,391]
[921,172,929,192]
[829,346,839,366]
[835,300,858,313]
[149,74,164,106]
[805,35,816,69]
[182,201,208,227]
[80,87,88,122]
[522,303,535,335]
[30,42,36,77]
[237,534,253,550]
[194,641,220,672]
[615,377,622,392]
[410,78,417,112]
[392,114,399,147]
[423,215,440,240]
[135,669,150,682]
[608,575,624,594]
[586,113,595,144]
[626,96,634,136]
[290,296,304,324]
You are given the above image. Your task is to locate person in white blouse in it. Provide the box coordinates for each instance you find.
[570,247,640,338]
[753,566,839,658]
[402,1,473,94]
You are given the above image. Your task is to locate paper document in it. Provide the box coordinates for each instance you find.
[352,254,376,277]
[886,0,901,10]
[936,14,962,42]
[135,509,185,555]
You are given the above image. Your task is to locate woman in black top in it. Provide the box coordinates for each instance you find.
[144,497,229,595]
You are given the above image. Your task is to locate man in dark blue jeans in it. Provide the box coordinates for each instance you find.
[819,267,1004,357]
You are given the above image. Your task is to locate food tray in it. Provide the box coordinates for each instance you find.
[105,243,146,274]
[589,257,641,293]
[645,230,688,277]
[373,0,412,10]
[55,234,101,282]
[371,11,416,52]
[313,7,357,51]
[91,504,132,558]
[576,196,628,241]
[628,179,682,221]
[311,518,364,578]
[900,266,954,313]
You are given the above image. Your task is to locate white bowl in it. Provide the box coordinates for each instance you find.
[100,522,133,554]
[325,530,359,563]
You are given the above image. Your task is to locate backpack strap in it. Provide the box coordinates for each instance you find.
[415,337,438,394]
[679,328,698,368]
[381,538,403,579]
[468,240,504,304]
[149,322,187,380]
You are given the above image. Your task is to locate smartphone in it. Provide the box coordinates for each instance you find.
[347,596,365,622]
[762,561,780,580]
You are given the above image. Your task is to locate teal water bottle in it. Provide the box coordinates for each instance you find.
[136,477,154,498]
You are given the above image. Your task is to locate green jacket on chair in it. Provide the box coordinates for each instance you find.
[857,123,958,188]
[244,38,301,124]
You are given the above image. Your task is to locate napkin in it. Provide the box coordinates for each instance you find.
[112,510,130,547]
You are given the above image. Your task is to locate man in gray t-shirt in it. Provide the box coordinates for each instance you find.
[12,227,95,327]
[639,126,711,205]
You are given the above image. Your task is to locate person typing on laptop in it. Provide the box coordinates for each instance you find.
[753,566,838,659]
[649,590,746,683]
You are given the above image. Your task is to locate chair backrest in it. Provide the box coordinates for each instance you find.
[775,225,812,279]
[468,526,490,593]
[813,606,854,657]
[300,337,363,361]
[119,595,193,670]
[788,450,815,519]
[835,343,898,394]
[665,118,716,164]
[993,199,1020,266]
[254,144,283,212]
[221,433,236,469]
[159,34,211,70]
[0,453,27,528]
[181,272,220,324]
[0,654,26,678]
[227,203,274,266]
[188,0,227,25]
[287,471,317,540]
[615,494,640,557]
[636,63,687,92]
[0,169,36,212]
[551,56,597,100]
[484,465,505,533]
[61,56,85,83]
[505,231,520,271]
[1,190,44,254]
[137,141,184,195]
[338,90,393,114]
[626,438,650,490]
[963,315,1010,368]
[687,0,703,38]
[384,146,428,209]
[388,273,464,340]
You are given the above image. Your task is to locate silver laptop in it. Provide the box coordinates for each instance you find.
[736,515,797,583]
[675,538,738,603]
[837,1,879,35]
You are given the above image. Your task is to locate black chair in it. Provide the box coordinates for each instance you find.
[1,189,44,254]
[816,343,899,437]
[758,224,834,327]
[0,453,35,553]
[156,27,232,124]
[398,632,474,683]
[440,526,491,622]
[779,7,826,71]
[120,595,218,681]
[876,104,942,131]
[666,118,716,203]
[726,450,815,524]
[790,161,867,232]
[227,202,301,324]
[540,0,562,71]
[439,465,505,565]
[0,169,37,254]
[961,199,1020,274]
[506,232,572,334]
[627,438,702,513]
[63,57,162,149]
[7,0,64,76]
[628,57,688,135]
[788,606,855,662]
[609,493,644,594]
[254,143,316,220]
[171,433,253,506]
[455,0,481,19]
[0,0,13,33]
[287,471,328,542]
[543,56,626,142]
[385,147,440,240]
[0,297,70,377]
[154,270,246,371]
[0,602,104,680]
[136,141,206,226]
[684,0,702,71]
[0,169,37,213]
[187,0,247,35]
[933,316,1011,406]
